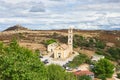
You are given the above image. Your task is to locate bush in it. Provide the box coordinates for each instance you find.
[98,74,106,80]
[44,39,57,45]
[95,48,116,61]
[68,53,90,68]
[59,36,68,43]
[51,33,68,43]
[73,34,86,48]
[78,75,92,80]
[95,41,106,49]
[47,64,76,80]
[47,64,66,80]
[116,65,120,72]
[117,73,120,79]
[92,59,114,78]
[107,47,120,60]
[73,34,106,49]
[95,49,105,55]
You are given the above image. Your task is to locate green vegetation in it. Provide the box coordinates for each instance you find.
[51,32,67,43]
[44,39,57,45]
[0,39,78,80]
[95,40,106,49]
[95,49,113,61]
[95,49,106,55]
[116,65,120,73]
[47,64,66,80]
[73,34,106,49]
[117,73,120,79]
[78,75,92,80]
[73,34,87,48]
[107,47,120,62]
[47,64,76,80]
[92,59,114,79]
[68,53,90,68]
[95,47,120,65]
[50,34,106,50]
[0,39,48,80]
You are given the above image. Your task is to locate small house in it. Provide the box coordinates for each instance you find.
[74,70,94,80]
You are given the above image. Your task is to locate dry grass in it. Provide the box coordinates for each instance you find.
[0,30,119,53]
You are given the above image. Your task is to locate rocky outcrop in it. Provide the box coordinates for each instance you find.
[4,24,29,31]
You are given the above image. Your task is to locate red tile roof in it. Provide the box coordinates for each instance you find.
[74,70,94,76]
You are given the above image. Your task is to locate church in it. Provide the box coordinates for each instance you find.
[47,27,73,59]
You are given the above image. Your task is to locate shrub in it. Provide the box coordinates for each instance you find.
[98,74,106,80]
[95,41,106,49]
[47,64,76,80]
[78,75,92,80]
[107,47,120,60]
[95,49,105,55]
[117,73,120,79]
[92,59,114,79]
[44,39,57,45]
[68,53,90,68]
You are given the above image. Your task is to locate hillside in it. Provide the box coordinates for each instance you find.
[0,28,120,50]
[0,27,120,64]
[4,24,29,31]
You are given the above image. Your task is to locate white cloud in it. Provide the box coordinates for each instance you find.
[76,24,100,30]
[0,0,120,30]
[74,3,120,11]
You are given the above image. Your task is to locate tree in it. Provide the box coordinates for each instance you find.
[78,75,92,80]
[65,72,77,80]
[47,64,66,80]
[95,40,106,49]
[68,53,90,68]
[44,39,57,45]
[93,59,114,79]
[117,73,120,79]
[73,34,85,48]
[0,39,48,80]
[47,64,76,80]
[107,47,120,61]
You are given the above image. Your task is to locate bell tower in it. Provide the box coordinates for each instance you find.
[68,27,73,54]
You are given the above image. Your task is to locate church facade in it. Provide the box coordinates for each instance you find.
[47,27,73,59]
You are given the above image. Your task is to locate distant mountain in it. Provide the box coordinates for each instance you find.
[106,28,120,31]
[4,24,29,31]
[113,28,120,30]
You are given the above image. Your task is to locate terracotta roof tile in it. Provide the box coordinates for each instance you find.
[74,70,94,76]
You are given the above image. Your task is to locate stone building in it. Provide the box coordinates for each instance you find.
[47,27,73,59]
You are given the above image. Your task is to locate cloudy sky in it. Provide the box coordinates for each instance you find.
[0,0,120,31]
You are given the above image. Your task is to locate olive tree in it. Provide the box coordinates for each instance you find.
[93,59,114,79]
[0,39,48,80]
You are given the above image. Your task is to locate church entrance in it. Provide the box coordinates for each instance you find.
[58,53,61,58]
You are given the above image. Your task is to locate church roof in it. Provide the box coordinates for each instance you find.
[60,44,68,50]
[54,44,68,50]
